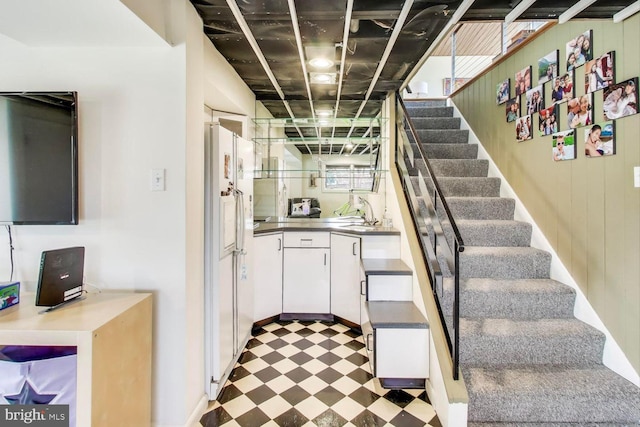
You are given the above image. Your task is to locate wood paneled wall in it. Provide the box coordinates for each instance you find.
[452,16,640,373]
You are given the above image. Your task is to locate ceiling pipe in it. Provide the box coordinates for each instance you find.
[332,0,355,139]
[287,0,320,138]
[504,0,537,25]
[613,1,639,23]
[558,0,597,24]
[400,0,476,92]
[225,0,306,139]
[347,0,415,138]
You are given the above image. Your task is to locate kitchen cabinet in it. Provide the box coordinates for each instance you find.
[283,232,331,314]
[254,232,283,320]
[330,233,361,325]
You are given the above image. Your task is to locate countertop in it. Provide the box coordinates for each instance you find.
[253,218,400,236]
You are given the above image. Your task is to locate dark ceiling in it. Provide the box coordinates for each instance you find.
[190,0,636,152]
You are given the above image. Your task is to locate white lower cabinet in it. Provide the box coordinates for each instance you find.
[283,232,331,313]
[253,233,283,320]
[330,233,361,325]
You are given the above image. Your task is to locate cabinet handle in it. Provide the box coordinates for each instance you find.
[352,242,357,256]
[278,238,282,251]
[360,280,366,296]
[324,253,327,265]
[366,333,373,351]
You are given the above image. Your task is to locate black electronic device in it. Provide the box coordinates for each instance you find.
[35,246,85,311]
[0,92,79,225]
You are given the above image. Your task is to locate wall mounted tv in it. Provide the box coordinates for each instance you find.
[0,92,78,225]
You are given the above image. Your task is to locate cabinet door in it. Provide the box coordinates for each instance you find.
[254,233,283,320]
[330,234,361,324]
[359,264,368,326]
[283,248,330,313]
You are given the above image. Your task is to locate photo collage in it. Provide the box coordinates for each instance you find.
[496,29,638,161]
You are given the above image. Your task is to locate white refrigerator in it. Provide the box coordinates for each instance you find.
[204,123,254,400]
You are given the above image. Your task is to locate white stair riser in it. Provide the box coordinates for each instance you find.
[375,328,429,378]
[367,275,413,301]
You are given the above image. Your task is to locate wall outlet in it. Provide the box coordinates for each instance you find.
[151,168,166,191]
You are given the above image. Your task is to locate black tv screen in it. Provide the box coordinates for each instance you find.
[0,92,78,225]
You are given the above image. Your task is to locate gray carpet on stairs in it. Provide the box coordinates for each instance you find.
[402,100,640,424]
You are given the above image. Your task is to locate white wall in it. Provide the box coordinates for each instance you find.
[0,1,257,425]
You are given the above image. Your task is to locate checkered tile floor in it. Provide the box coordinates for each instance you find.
[200,320,441,427]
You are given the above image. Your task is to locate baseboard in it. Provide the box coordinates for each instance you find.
[449,99,640,387]
[279,313,334,322]
[151,394,209,427]
[185,395,208,427]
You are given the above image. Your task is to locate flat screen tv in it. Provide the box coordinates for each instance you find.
[0,92,78,225]
[35,246,85,310]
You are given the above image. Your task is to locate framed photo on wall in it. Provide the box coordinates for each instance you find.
[526,85,544,114]
[603,77,638,120]
[538,50,559,85]
[506,97,520,122]
[567,94,593,129]
[515,66,532,96]
[551,72,574,104]
[566,30,593,72]
[552,130,575,161]
[585,51,615,94]
[584,121,615,157]
[539,104,559,136]
[516,115,533,142]
[496,78,510,104]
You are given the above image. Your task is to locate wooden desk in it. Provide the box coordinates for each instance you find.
[0,292,152,426]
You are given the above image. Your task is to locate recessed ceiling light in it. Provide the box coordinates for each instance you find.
[309,57,334,69]
[310,73,336,84]
[316,109,333,117]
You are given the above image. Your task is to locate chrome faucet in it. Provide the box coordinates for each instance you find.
[358,197,378,226]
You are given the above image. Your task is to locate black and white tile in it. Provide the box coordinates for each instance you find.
[200,320,441,427]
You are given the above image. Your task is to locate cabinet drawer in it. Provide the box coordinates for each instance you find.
[283,232,330,248]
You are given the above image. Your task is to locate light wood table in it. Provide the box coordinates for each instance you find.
[0,292,152,426]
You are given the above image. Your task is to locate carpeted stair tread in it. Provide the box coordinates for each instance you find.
[459,317,605,366]
[416,129,469,144]
[417,142,479,159]
[412,176,502,197]
[460,246,551,279]
[418,158,489,177]
[404,99,447,108]
[463,365,640,423]
[441,197,515,220]
[415,195,517,223]
[444,219,532,247]
[407,116,461,129]
[404,105,453,117]
[442,278,576,319]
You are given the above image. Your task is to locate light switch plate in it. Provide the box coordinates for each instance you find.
[151,168,165,191]
[634,166,640,188]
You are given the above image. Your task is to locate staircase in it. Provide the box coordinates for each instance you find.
[402,99,640,425]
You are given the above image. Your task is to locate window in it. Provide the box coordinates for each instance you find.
[324,164,374,191]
